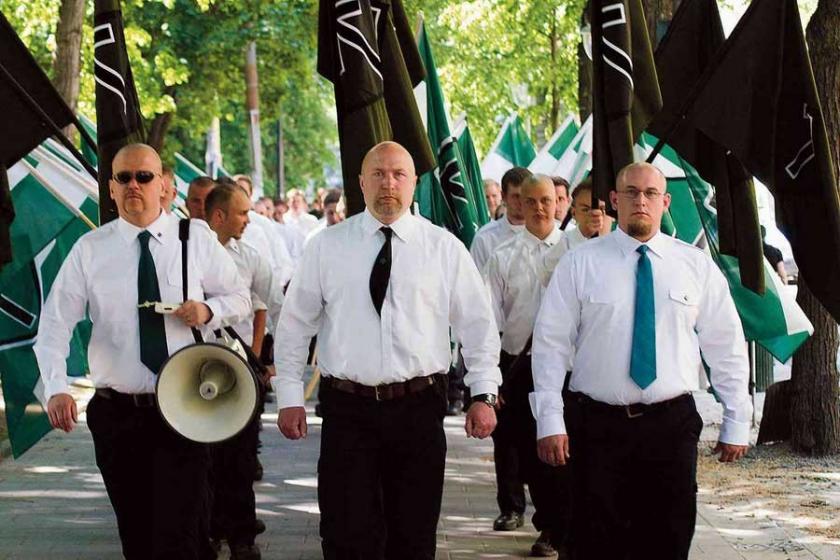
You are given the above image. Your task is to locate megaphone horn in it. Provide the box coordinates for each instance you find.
[156,341,259,443]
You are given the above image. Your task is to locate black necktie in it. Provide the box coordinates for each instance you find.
[137,230,169,373]
[369,226,393,316]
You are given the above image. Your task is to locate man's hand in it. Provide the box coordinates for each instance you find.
[47,394,77,433]
[278,406,307,440]
[174,301,211,327]
[537,435,570,466]
[465,402,496,439]
[713,442,748,463]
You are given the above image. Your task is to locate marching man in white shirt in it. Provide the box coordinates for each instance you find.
[205,182,284,560]
[273,141,501,560]
[485,174,571,558]
[532,162,751,560]
[35,144,251,559]
[470,167,530,272]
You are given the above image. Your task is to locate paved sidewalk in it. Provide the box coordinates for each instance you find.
[0,403,837,560]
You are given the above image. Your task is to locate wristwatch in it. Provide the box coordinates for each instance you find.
[471,393,497,408]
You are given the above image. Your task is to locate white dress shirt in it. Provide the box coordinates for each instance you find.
[531,228,752,445]
[486,227,564,355]
[538,226,589,287]
[35,213,251,400]
[302,220,327,249]
[248,210,295,286]
[225,238,284,345]
[274,221,305,263]
[469,215,525,273]
[272,209,502,408]
[284,211,319,235]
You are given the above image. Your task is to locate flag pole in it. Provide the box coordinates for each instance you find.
[0,60,98,181]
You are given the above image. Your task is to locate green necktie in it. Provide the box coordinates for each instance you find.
[629,245,656,389]
[137,230,168,373]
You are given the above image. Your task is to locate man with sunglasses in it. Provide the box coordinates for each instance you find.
[531,162,751,560]
[34,143,251,560]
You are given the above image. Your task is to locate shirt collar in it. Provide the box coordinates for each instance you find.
[116,211,170,245]
[612,227,668,258]
[226,238,241,254]
[361,208,416,243]
[522,225,563,249]
[502,214,525,233]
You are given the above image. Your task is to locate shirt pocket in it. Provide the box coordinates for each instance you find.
[165,260,202,304]
[667,288,700,324]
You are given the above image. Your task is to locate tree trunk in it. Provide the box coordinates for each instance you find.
[549,11,560,133]
[146,112,174,153]
[52,0,85,137]
[641,0,677,50]
[789,1,840,456]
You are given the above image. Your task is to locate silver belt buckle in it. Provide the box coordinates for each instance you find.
[374,385,382,401]
[625,405,644,419]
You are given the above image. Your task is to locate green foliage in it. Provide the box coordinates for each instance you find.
[4,0,336,196]
[405,0,586,156]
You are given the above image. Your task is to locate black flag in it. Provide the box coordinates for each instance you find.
[648,0,764,293]
[93,0,145,225]
[590,0,662,208]
[0,10,82,268]
[318,0,434,216]
[686,0,840,321]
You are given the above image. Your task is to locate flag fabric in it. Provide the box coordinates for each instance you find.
[93,0,145,225]
[318,0,434,217]
[0,11,76,168]
[647,0,764,293]
[453,117,490,223]
[530,116,580,175]
[480,113,537,182]
[413,21,485,247]
[0,154,97,457]
[672,152,812,362]
[557,116,594,188]
[174,152,203,197]
[684,0,840,322]
[78,114,99,167]
[590,0,662,207]
[0,10,82,270]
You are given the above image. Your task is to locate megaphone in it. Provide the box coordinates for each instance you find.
[156,338,259,443]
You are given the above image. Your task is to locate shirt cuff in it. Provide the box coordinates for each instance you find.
[272,376,305,409]
[43,377,70,402]
[536,413,567,439]
[718,417,751,446]
[203,300,222,331]
[467,380,498,398]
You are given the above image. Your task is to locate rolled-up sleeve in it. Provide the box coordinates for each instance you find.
[696,259,752,445]
[272,236,324,409]
[34,243,88,401]
[531,255,579,439]
[449,244,501,397]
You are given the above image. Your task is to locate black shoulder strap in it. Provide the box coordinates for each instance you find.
[179,219,203,343]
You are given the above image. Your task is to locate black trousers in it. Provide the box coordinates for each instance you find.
[86,393,213,560]
[209,412,259,546]
[491,405,527,515]
[565,392,702,560]
[317,380,448,560]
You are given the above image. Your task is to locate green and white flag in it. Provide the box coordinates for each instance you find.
[652,139,812,361]
[480,113,536,182]
[414,21,485,247]
[174,152,203,200]
[530,115,580,175]
[0,151,97,457]
[453,116,490,223]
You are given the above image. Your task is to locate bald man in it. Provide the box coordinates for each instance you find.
[274,141,501,560]
[532,162,751,559]
[34,143,251,559]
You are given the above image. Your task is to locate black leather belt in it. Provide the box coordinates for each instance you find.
[322,373,444,401]
[569,391,691,419]
[95,388,157,408]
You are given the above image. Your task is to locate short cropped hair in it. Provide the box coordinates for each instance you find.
[204,183,242,216]
[500,167,532,195]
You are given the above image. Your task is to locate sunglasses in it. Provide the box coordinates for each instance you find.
[112,170,160,185]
